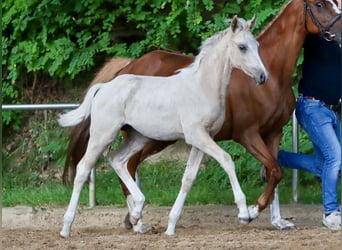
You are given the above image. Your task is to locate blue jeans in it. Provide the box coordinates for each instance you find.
[278,95,341,214]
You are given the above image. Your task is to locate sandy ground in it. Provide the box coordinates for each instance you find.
[2,204,341,250]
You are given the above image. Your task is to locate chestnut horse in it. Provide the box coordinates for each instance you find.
[63,0,342,232]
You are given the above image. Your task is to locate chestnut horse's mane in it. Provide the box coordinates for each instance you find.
[257,1,291,39]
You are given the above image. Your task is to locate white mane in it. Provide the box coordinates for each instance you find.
[177,28,231,74]
[181,18,249,73]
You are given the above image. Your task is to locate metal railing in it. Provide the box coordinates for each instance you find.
[2,104,80,110]
[3,103,301,206]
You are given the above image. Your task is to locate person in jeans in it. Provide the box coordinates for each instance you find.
[277,28,341,230]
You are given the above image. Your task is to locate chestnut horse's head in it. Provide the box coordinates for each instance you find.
[304,0,341,44]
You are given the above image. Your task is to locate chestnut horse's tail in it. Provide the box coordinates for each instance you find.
[62,58,132,185]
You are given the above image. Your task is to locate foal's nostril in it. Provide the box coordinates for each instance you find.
[259,72,267,84]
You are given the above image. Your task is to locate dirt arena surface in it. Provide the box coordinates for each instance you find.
[2,204,341,250]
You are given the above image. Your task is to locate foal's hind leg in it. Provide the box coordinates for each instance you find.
[108,130,150,228]
[165,146,204,235]
[121,138,176,230]
[60,134,115,238]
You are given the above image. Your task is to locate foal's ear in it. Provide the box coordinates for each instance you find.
[247,15,257,31]
[231,15,238,33]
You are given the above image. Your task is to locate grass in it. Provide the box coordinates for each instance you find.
[2,159,332,208]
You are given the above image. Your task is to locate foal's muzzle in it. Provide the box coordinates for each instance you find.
[256,72,268,85]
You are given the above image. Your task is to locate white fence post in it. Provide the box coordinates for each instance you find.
[89,169,96,208]
[292,111,299,203]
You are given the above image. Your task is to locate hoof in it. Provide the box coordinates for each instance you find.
[60,231,70,239]
[238,217,252,225]
[272,218,295,230]
[138,224,153,234]
[248,205,259,220]
[124,213,133,230]
[129,215,139,225]
[133,220,153,234]
[165,229,175,236]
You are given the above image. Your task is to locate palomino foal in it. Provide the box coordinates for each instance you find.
[58,16,267,237]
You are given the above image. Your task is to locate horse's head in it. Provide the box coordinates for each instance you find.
[304,0,341,45]
[228,16,268,85]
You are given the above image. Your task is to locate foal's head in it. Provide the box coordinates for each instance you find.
[227,16,268,85]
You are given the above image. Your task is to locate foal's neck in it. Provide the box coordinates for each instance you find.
[195,40,232,101]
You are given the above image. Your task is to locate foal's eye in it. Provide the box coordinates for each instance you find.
[239,44,247,52]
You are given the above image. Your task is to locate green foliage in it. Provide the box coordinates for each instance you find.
[243,0,284,32]
[2,111,68,189]
[2,0,289,129]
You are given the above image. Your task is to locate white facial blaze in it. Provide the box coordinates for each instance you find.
[327,0,341,13]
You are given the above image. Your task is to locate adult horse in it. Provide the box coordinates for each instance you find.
[62,0,342,232]
[58,16,267,238]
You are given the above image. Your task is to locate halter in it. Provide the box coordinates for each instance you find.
[303,0,341,41]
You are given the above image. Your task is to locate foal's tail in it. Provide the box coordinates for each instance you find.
[58,84,102,127]
[62,58,132,185]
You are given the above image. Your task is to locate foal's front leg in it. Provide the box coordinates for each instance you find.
[187,129,250,224]
[165,147,204,235]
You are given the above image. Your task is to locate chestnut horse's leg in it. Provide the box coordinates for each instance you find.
[263,133,295,229]
[269,186,294,229]
[237,131,283,217]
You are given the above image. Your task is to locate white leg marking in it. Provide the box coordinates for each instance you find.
[270,186,295,230]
